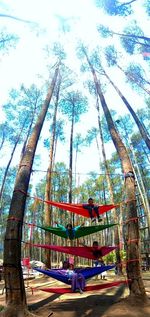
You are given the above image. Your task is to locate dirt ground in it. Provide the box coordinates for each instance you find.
[0,273,150,317]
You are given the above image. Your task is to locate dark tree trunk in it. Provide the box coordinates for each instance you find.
[103,70,150,151]
[0,118,27,202]
[83,48,146,298]
[68,113,74,205]
[96,98,122,271]
[44,75,61,268]
[2,63,59,317]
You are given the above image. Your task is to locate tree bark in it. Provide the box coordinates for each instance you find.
[83,48,146,297]
[44,75,61,268]
[0,118,27,202]
[103,69,150,150]
[96,98,122,271]
[2,63,60,316]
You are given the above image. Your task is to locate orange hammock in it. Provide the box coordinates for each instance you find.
[40,199,118,218]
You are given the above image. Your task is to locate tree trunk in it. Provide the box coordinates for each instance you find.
[103,69,150,150]
[117,63,150,95]
[83,48,146,297]
[96,97,122,271]
[0,118,27,202]
[2,63,60,317]
[68,114,74,205]
[44,76,61,268]
[20,98,38,162]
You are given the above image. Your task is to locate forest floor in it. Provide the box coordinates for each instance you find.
[0,272,150,317]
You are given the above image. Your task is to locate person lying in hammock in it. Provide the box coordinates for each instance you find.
[81,240,103,262]
[66,263,85,294]
[55,222,84,240]
[82,198,102,222]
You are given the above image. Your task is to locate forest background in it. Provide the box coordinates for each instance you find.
[0,0,150,266]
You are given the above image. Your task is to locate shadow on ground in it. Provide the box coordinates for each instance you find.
[32,284,127,317]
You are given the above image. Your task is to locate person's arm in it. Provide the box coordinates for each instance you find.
[74,222,85,232]
[82,203,89,209]
[54,222,65,230]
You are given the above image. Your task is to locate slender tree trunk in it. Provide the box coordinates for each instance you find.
[69,114,74,205]
[83,49,146,297]
[0,118,27,202]
[96,98,122,271]
[129,143,150,234]
[117,63,150,95]
[2,63,60,317]
[103,69,150,150]
[116,120,150,234]
[0,128,5,152]
[20,99,38,162]
[44,76,61,268]
[112,30,150,43]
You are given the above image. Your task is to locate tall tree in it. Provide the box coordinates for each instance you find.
[60,91,88,205]
[104,45,150,95]
[77,45,146,298]
[2,63,60,317]
[0,85,43,203]
[44,60,75,267]
[73,133,85,188]
[44,73,61,268]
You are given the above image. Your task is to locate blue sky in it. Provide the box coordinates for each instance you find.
[0,0,149,184]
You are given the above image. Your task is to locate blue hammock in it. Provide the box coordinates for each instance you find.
[34,265,115,285]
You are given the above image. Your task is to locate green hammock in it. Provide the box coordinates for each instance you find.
[37,223,117,240]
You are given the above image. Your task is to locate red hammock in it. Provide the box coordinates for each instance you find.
[39,199,118,218]
[32,243,116,259]
[39,280,128,294]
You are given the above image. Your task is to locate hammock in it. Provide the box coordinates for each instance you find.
[39,280,128,294]
[31,244,117,259]
[40,199,118,218]
[37,223,117,240]
[34,265,115,285]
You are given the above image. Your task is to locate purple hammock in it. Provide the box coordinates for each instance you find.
[34,265,115,285]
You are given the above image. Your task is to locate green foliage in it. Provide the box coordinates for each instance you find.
[76,42,88,60]
[85,127,99,146]
[44,119,65,149]
[52,42,66,60]
[84,80,96,96]
[59,64,77,91]
[90,50,102,70]
[144,0,150,15]
[104,45,118,66]
[125,63,147,90]
[104,249,126,264]
[0,166,17,214]
[59,91,88,122]
[73,133,85,152]
[0,27,19,54]
[95,0,135,16]
[3,84,44,132]
[80,63,90,73]
[97,25,112,38]
[120,21,147,54]
[100,109,118,143]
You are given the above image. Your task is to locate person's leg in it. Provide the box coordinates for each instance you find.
[78,274,85,291]
[71,274,78,291]
[93,206,102,221]
[87,206,93,219]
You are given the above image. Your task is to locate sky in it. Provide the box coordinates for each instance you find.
[0,0,149,185]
